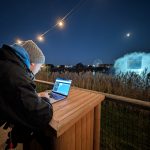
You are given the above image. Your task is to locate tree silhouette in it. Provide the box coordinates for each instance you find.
[75,63,85,72]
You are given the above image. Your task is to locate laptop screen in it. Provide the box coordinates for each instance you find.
[52,78,72,96]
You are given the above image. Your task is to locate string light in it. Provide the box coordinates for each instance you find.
[35,0,86,43]
[37,35,44,42]
[57,20,65,28]
[16,39,23,45]
[37,19,65,42]
[13,0,87,43]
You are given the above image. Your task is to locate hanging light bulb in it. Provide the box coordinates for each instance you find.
[16,39,23,45]
[37,35,44,42]
[57,20,65,28]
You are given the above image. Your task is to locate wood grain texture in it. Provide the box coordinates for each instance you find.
[86,111,91,150]
[24,87,104,150]
[90,109,94,150]
[93,104,101,150]
[81,116,87,150]
[50,88,105,137]
[75,120,82,150]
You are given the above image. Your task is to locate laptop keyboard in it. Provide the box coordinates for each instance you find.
[50,92,65,100]
[50,92,57,99]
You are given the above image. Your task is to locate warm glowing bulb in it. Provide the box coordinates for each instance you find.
[59,21,63,26]
[16,39,23,45]
[37,35,44,42]
[57,20,65,28]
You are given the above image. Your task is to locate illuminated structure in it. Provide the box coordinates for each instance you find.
[114,52,150,75]
[93,59,103,67]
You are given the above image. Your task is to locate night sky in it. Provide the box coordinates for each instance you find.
[0,0,150,65]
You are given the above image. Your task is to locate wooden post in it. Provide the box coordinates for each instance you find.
[93,104,101,150]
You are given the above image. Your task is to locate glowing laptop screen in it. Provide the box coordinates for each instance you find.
[52,79,72,96]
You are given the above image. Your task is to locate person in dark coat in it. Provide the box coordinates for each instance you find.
[0,40,53,149]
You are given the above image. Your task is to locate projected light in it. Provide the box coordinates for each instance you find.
[127,56,142,69]
[114,52,150,76]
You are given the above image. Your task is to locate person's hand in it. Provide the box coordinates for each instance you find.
[38,92,49,99]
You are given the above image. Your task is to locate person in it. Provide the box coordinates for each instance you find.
[0,40,53,149]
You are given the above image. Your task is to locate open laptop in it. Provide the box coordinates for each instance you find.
[48,78,72,103]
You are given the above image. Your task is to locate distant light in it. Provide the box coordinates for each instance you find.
[126,32,131,38]
[16,39,23,45]
[41,64,45,68]
[37,35,44,42]
[57,20,65,28]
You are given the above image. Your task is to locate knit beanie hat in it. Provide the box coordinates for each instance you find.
[21,40,45,64]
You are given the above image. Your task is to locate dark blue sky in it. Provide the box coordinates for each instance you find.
[0,0,150,65]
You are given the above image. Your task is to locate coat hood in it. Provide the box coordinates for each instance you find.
[10,44,30,69]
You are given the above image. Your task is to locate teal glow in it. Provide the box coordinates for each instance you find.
[114,52,150,75]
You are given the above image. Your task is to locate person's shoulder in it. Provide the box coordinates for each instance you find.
[5,61,32,84]
[6,60,25,75]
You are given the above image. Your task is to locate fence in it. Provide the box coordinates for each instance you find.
[100,96,150,150]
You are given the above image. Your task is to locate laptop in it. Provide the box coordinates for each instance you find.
[48,78,72,103]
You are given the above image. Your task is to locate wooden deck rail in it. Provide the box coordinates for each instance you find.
[35,79,54,85]
[33,79,150,148]
[35,79,150,108]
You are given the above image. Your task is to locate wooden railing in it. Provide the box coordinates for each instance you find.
[35,79,150,150]
[34,79,105,150]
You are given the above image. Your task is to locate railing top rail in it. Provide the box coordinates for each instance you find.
[35,79,54,85]
[103,92,150,108]
[35,79,150,108]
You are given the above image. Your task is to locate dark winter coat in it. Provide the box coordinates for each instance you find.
[0,44,53,132]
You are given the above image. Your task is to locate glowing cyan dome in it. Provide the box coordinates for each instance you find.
[114,52,150,75]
